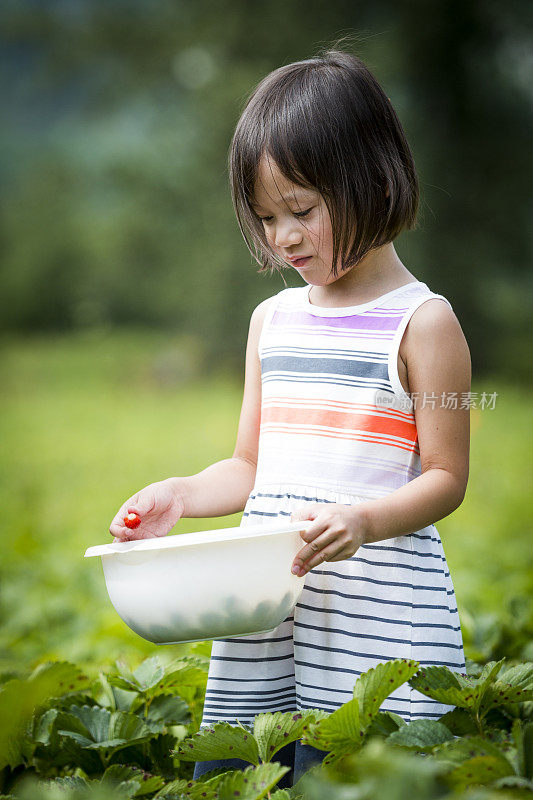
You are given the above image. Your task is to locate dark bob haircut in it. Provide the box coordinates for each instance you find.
[229,49,419,277]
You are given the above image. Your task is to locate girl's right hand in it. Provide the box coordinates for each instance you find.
[109,479,185,541]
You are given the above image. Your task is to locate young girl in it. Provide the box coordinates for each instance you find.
[110,49,471,785]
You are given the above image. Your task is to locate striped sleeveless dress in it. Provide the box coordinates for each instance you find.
[200,280,465,726]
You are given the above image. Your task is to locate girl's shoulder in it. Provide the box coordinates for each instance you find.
[249,287,291,331]
[386,281,456,328]
[401,287,470,382]
[403,282,458,327]
[406,298,466,351]
[251,288,303,357]
[252,286,303,317]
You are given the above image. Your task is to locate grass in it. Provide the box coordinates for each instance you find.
[1,329,531,672]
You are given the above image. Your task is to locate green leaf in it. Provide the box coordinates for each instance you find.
[511,719,533,781]
[217,763,290,800]
[481,663,533,712]
[145,732,178,776]
[50,775,141,799]
[438,707,478,736]
[387,719,454,751]
[253,710,327,763]
[110,656,208,703]
[302,661,418,757]
[157,664,208,694]
[154,770,233,799]
[153,778,190,798]
[302,699,363,755]
[192,767,236,783]
[33,708,59,745]
[354,659,419,730]
[177,722,260,764]
[48,732,104,773]
[132,657,166,691]
[270,792,291,800]
[145,693,190,732]
[409,659,532,720]
[498,662,533,690]
[154,770,235,799]
[28,661,92,698]
[409,666,482,711]
[111,657,164,693]
[448,754,516,790]
[290,662,415,760]
[477,659,506,685]
[57,705,153,754]
[365,711,406,737]
[468,659,506,715]
[302,737,444,798]
[434,735,513,768]
[0,661,90,770]
[102,765,165,796]
[51,776,91,789]
[97,673,138,712]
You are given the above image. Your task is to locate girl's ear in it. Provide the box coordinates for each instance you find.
[385,184,390,199]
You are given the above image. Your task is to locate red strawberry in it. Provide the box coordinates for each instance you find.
[124,512,141,529]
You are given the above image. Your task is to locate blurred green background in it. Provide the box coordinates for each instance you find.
[1,0,532,672]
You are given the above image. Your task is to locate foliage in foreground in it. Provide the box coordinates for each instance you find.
[1,645,533,800]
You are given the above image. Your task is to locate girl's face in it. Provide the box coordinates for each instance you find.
[252,156,337,285]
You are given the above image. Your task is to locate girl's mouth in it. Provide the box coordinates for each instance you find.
[289,256,312,268]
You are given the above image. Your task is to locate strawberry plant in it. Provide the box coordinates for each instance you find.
[1,649,532,799]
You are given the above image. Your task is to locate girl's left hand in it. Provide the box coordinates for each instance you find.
[290,503,369,577]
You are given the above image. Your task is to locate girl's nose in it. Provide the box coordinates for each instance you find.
[273,219,303,249]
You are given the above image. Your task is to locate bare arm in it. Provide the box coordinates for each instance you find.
[290,299,471,575]
[168,297,272,518]
[361,299,471,543]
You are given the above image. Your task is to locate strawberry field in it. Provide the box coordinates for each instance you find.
[1,332,532,798]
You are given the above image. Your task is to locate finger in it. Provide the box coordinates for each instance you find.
[329,545,358,562]
[127,492,155,517]
[297,543,349,575]
[294,527,337,565]
[110,490,157,538]
[109,494,138,532]
[292,530,336,574]
[299,522,327,544]
[109,520,129,538]
[290,505,321,523]
[110,508,136,536]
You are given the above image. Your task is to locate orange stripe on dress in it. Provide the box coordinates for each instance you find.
[261,404,418,444]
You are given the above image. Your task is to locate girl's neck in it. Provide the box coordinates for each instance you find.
[308,243,417,308]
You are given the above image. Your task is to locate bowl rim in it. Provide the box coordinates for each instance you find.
[84,520,311,558]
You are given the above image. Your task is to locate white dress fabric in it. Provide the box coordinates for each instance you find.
[199,281,466,726]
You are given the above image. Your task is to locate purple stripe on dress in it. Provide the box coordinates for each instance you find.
[272,310,400,331]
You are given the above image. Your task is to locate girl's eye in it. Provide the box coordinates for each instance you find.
[258,207,313,224]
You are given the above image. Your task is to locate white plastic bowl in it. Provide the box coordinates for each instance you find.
[84,520,310,644]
